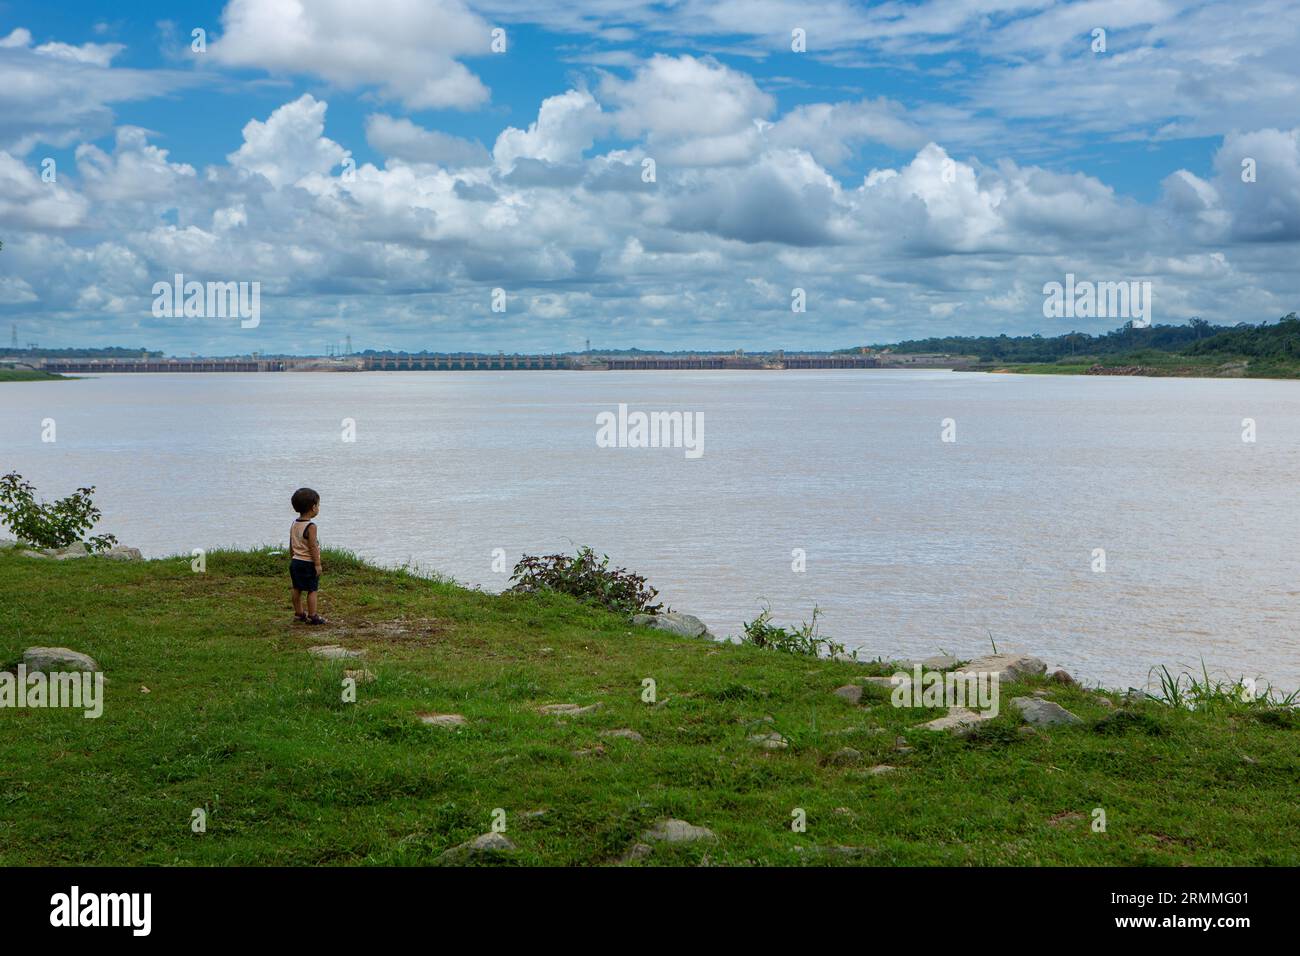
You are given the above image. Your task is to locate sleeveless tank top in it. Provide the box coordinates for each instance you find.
[290,519,314,561]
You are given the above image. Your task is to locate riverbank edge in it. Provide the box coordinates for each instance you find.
[963,359,1300,379]
[0,369,71,382]
[2,543,1296,866]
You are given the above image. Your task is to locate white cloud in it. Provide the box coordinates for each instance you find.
[365,115,490,168]
[227,95,349,188]
[493,90,606,168]
[768,98,927,166]
[76,127,197,202]
[0,26,193,154]
[210,0,491,110]
[600,55,774,166]
[0,150,88,228]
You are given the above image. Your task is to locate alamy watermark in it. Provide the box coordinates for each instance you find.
[596,403,704,459]
[889,665,1000,717]
[152,273,260,328]
[1,666,103,718]
[50,886,150,936]
[1043,273,1151,328]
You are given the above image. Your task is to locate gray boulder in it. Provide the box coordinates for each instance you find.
[308,645,364,660]
[98,546,143,561]
[538,702,601,716]
[895,655,960,670]
[621,842,654,862]
[632,612,713,639]
[914,707,995,735]
[643,819,715,843]
[419,713,468,728]
[23,647,99,673]
[832,684,864,704]
[1011,696,1083,728]
[960,653,1047,683]
[829,747,862,765]
[436,832,515,864]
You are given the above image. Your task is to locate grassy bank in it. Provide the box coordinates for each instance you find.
[1,547,1295,866]
[974,351,1300,379]
[0,369,68,382]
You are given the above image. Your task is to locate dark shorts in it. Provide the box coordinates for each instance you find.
[290,559,319,593]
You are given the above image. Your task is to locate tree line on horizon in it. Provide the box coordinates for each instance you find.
[9,315,1300,365]
[856,315,1300,364]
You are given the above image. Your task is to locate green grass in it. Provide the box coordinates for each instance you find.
[0,369,68,382]
[1,547,1296,866]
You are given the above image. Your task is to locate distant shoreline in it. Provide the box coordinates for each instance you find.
[966,359,1300,380]
[0,369,69,382]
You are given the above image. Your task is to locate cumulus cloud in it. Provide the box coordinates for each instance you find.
[210,0,491,109]
[1159,128,1300,243]
[76,127,197,202]
[0,150,88,228]
[600,55,774,166]
[767,98,927,166]
[4,11,1300,354]
[227,95,349,188]
[493,89,606,169]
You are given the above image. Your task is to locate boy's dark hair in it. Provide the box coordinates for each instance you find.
[291,487,320,514]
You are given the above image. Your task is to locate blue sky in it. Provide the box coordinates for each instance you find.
[2,0,1298,354]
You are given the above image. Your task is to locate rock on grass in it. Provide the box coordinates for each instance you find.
[960,654,1046,682]
[23,647,98,673]
[643,819,715,843]
[308,645,364,660]
[419,713,468,728]
[631,612,713,639]
[436,832,515,864]
[1011,697,1083,728]
[833,684,864,704]
[828,747,862,765]
[538,702,601,716]
[914,707,995,735]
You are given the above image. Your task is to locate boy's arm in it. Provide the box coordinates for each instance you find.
[307,524,322,572]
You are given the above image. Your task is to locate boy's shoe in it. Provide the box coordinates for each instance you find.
[294,613,308,623]
[307,615,327,625]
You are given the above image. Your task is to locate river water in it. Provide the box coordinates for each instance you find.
[3,369,1298,691]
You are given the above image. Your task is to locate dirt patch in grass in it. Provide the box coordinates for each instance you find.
[326,617,451,646]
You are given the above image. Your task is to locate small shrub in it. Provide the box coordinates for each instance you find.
[740,605,851,659]
[0,471,117,551]
[508,546,663,616]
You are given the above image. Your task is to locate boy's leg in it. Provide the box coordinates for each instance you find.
[307,590,318,616]
[292,587,303,616]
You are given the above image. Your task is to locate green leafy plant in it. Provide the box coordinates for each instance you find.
[1147,660,1298,712]
[740,604,851,659]
[508,546,663,616]
[0,471,117,551]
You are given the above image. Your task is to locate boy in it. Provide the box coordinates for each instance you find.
[289,487,325,624]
